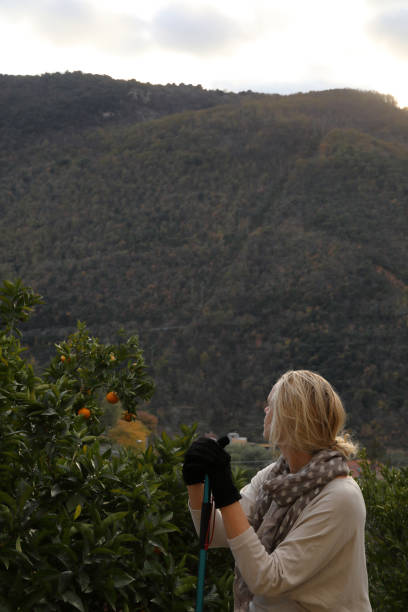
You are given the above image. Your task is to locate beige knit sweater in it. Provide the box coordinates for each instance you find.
[189,463,371,611]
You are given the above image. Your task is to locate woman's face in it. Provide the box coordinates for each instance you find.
[263,387,275,441]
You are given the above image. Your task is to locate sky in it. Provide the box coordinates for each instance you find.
[1,0,408,108]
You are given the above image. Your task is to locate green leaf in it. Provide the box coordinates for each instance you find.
[61,590,85,612]
[0,558,10,570]
[152,525,178,536]
[58,570,73,592]
[90,547,115,555]
[42,407,58,416]
[0,492,16,511]
[73,504,82,520]
[51,484,62,498]
[15,536,22,553]
[78,570,92,594]
[101,511,128,527]
[17,481,33,510]
[113,533,138,544]
[111,569,135,588]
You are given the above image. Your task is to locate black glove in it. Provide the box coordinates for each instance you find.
[207,441,241,509]
[182,445,205,485]
[182,437,223,485]
[183,436,241,508]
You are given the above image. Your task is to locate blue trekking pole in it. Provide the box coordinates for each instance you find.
[195,436,230,612]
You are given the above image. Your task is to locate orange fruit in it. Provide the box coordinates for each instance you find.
[60,355,66,362]
[77,407,91,419]
[123,412,132,422]
[109,353,116,361]
[106,391,119,404]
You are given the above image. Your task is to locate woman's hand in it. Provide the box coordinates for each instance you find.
[182,437,229,485]
[183,437,241,508]
[182,437,216,485]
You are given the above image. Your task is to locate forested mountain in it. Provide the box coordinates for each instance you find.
[1,72,407,454]
[0,71,251,148]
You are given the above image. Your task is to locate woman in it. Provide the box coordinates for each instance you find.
[183,370,371,611]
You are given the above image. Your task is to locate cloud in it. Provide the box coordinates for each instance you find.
[365,0,405,7]
[151,3,249,55]
[0,0,33,19]
[0,0,257,57]
[0,0,151,54]
[368,8,408,58]
[0,0,297,62]
[32,1,95,45]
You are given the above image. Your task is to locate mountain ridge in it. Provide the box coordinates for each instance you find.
[1,73,407,455]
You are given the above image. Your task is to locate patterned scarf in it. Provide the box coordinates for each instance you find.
[233,449,350,611]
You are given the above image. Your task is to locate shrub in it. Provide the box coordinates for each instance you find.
[107,418,150,449]
[358,456,408,611]
[136,410,159,433]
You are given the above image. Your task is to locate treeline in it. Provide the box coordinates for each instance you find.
[0,71,253,149]
[0,73,407,454]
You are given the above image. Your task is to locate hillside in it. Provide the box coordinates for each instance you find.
[0,71,252,149]
[1,73,407,452]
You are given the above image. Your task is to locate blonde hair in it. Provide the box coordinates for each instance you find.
[268,370,357,459]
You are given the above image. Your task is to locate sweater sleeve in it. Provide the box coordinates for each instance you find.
[227,478,365,598]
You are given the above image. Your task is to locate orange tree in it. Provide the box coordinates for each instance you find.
[0,280,235,611]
